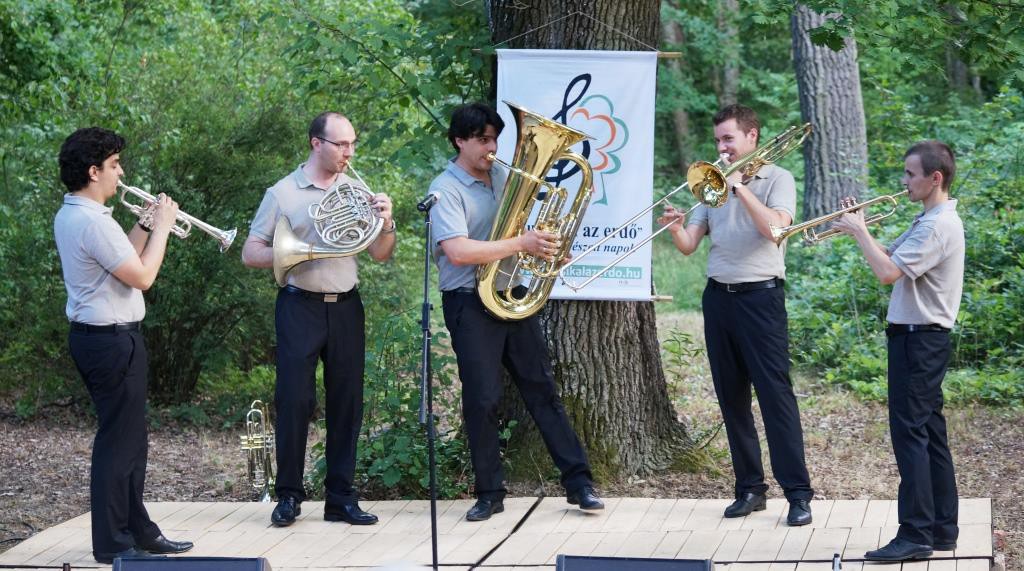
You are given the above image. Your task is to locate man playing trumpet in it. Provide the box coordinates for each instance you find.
[54,127,194,563]
[241,112,395,527]
[832,141,963,562]
[658,104,814,526]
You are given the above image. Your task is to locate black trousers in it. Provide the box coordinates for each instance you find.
[888,330,958,546]
[441,290,593,501]
[702,281,813,501]
[69,328,161,556]
[274,287,365,506]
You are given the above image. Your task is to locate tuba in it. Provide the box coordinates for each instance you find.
[239,400,275,502]
[118,182,237,252]
[271,165,383,286]
[559,123,811,291]
[477,100,594,321]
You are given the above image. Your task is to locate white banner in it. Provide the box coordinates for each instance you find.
[496,49,656,301]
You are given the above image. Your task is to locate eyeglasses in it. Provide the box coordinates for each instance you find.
[316,136,357,151]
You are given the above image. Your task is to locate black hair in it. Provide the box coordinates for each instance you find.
[58,127,126,192]
[308,112,345,148]
[447,103,504,153]
[905,140,956,193]
[712,104,761,144]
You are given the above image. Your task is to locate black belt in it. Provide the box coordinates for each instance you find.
[444,286,477,295]
[708,277,782,293]
[886,323,950,336]
[282,284,358,303]
[70,321,141,334]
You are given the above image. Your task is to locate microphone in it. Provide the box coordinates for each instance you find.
[417,192,439,212]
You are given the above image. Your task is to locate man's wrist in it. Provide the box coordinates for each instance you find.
[381,220,396,234]
[137,221,152,233]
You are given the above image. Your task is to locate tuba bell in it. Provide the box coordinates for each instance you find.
[239,399,275,502]
[271,165,383,287]
[477,100,594,321]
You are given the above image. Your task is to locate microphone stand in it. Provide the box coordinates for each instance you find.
[417,199,439,570]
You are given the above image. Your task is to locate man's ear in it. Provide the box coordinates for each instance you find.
[88,165,100,182]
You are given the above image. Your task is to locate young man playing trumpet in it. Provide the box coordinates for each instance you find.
[54,127,194,563]
[658,104,814,526]
[833,141,963,562]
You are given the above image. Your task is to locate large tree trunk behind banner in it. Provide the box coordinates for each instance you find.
[487,0,697,482]
[791,3,869,219]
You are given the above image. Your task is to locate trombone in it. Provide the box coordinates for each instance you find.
[118,181,237,252]
[559,123,811,292]
[769,190,908,245]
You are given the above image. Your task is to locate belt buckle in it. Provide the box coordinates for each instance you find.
[324,293,339,303]
[726,282,737,293]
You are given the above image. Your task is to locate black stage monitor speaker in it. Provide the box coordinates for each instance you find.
[113,557,272,571]
[556,555,714,570]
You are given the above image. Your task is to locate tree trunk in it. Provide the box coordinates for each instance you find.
[488,0,696,480]
[662,19,692,172]
[791,3,868,219]
[717,0,740,107]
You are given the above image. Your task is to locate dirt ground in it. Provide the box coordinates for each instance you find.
[1,311,1020,569]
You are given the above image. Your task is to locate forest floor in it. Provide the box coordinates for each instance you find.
[0,310,1020,569]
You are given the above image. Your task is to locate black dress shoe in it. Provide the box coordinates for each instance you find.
[466,499,504,521]
[865,537,934,561]
[95,547,166,564]
[271,496,301,527]
[324,502,379,525]
[723,492,766,518]
[567,486,605,510]
[786,499,812,526]
[137,534,194,554]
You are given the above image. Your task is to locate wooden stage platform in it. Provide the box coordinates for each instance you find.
[0,498,993,570]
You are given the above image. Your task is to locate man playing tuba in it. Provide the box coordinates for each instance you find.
[428,102,603,521]
[241,112,396,527]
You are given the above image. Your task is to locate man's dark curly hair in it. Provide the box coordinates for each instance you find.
[447,103,504,153]
[59,127,126,192]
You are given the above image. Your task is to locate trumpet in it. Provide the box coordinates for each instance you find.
[118,182,237,252]
[769,190,908,245]
[559,123,811,291]
[239,399,275,502]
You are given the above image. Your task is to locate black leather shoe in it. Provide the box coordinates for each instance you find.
[95,547,166,564]
[933,541,957,551]
[723,492,766,518]
[324,502,379,525]
[137,534,194,554]
[786,499,812,526]
[466,499,504,521]
[271,496,301,527]
[567,486,605,510]
[865,537,934,561]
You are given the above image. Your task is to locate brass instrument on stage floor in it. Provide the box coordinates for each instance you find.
[118,182,237,252]
[272,165,383,286]
[769,190,908,245]
[559,123,812,291]
[240,400,275,502]
[478,100,594,321]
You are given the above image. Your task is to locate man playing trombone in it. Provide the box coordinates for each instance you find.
[658,104,814,526]
[832,141,963,562]
[54,127,194,563]
[241,112,396,527]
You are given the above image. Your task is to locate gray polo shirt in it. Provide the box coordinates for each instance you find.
[887,199,964,329]
[688,164,797,283]
[249,164,361,293]
[429,159,520,291]
[54,194,145,324]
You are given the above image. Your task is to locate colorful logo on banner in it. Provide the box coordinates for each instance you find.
[547,74,629,206]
